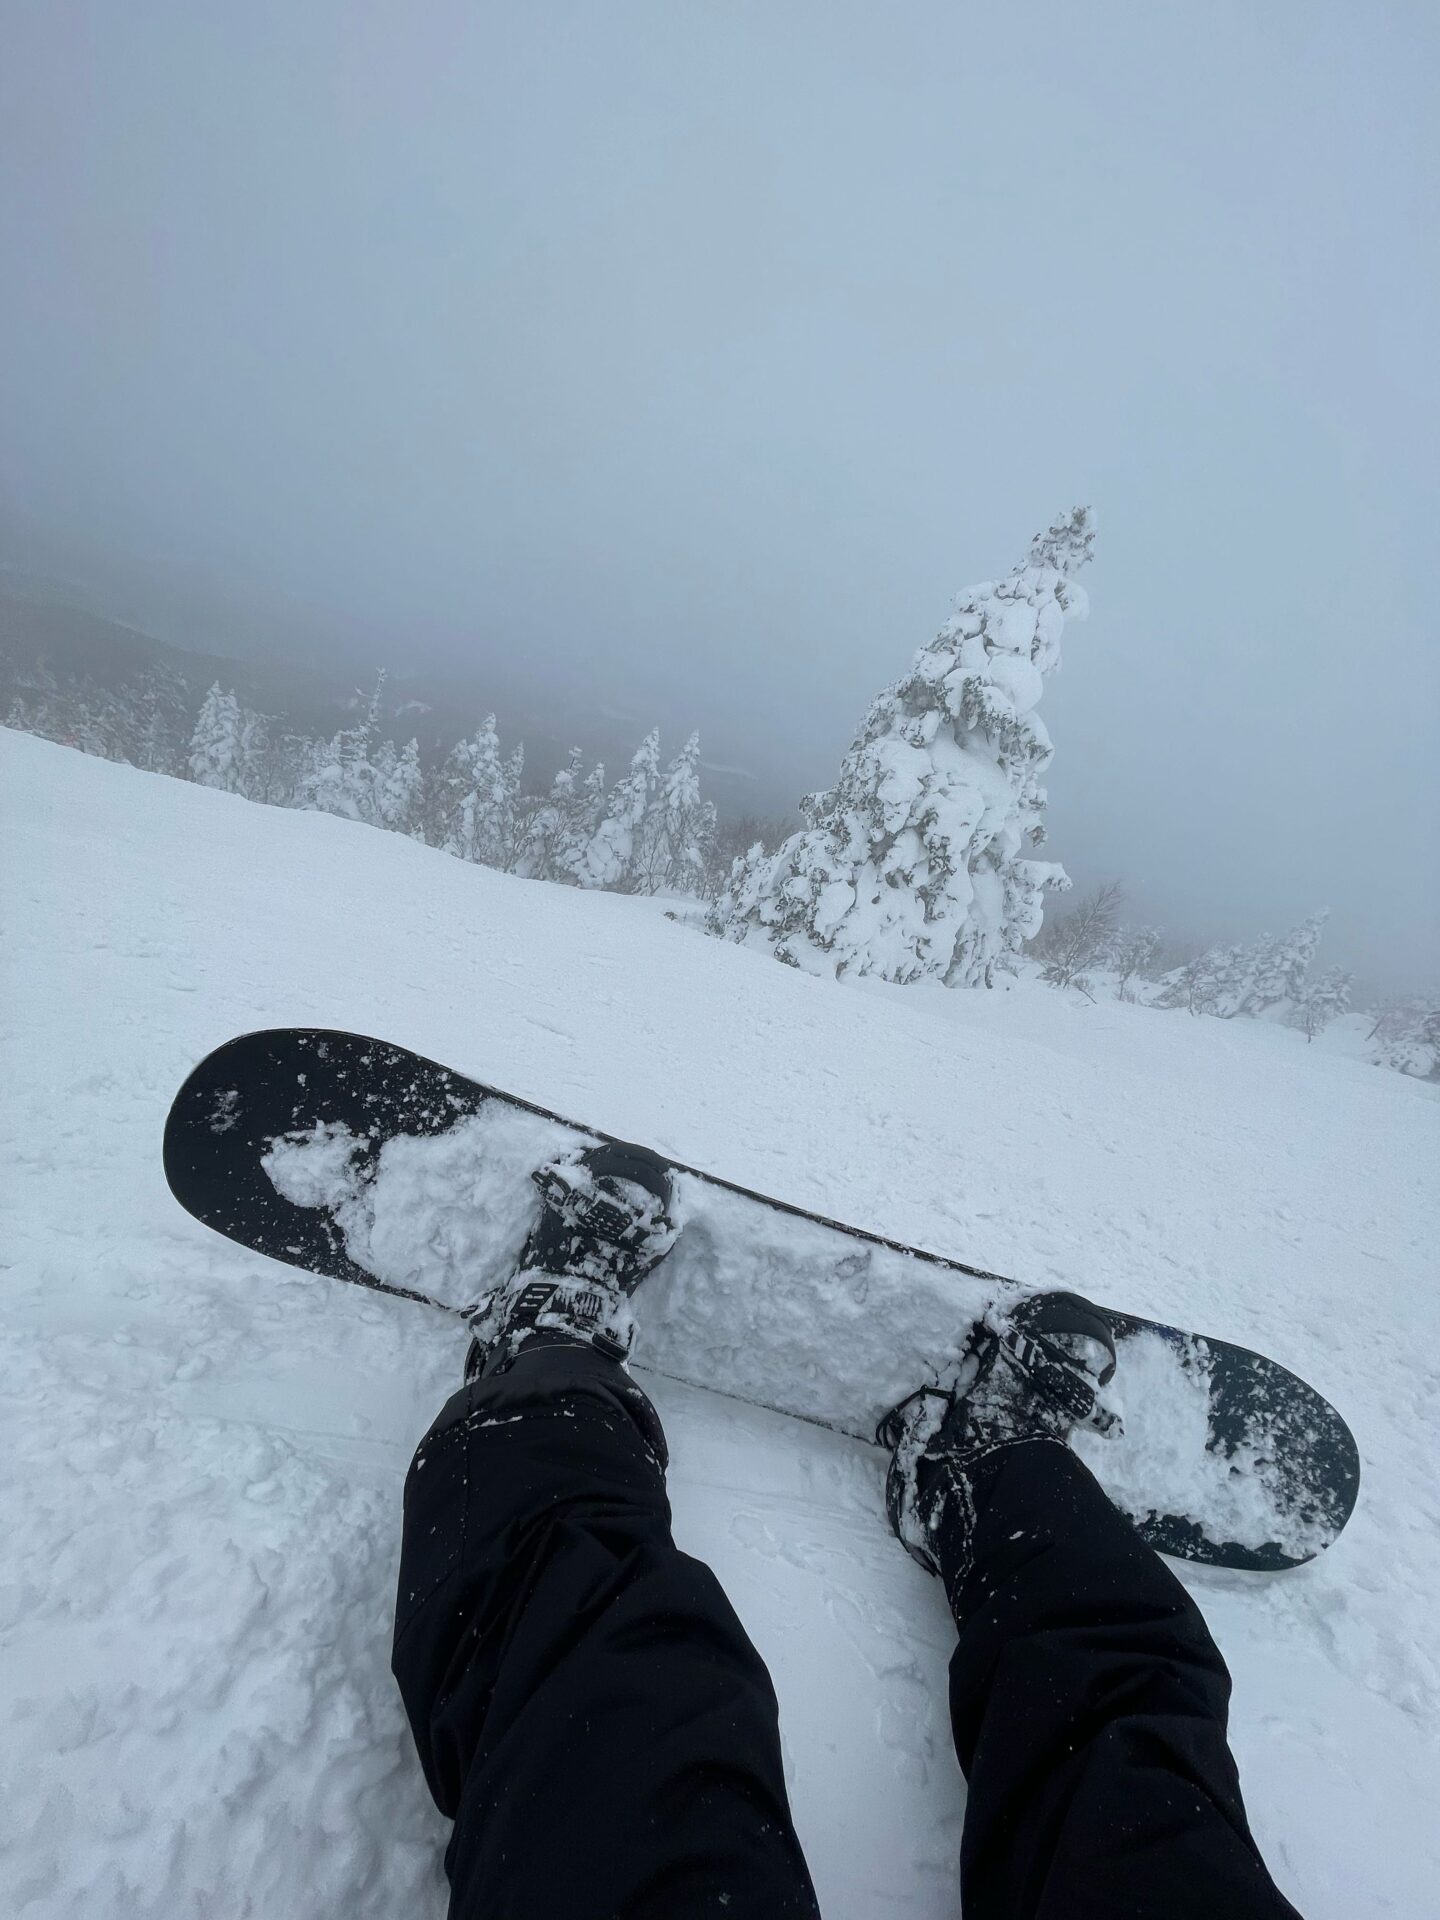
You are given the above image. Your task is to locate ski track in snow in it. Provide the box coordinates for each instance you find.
[2,728,1438,1917]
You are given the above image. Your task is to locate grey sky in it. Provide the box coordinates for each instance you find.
[3,2,1436,988]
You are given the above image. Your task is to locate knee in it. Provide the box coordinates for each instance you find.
[418,1343,668,1469]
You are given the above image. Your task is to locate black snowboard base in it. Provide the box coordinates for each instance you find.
[163,1028,1360,1573]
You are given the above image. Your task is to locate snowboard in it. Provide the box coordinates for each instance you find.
[162,1027,1360,1573]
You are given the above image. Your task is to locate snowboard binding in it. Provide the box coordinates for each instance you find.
[878,1290,1119,1584]
[521,1146,678,1291]
[464,1143,678,1380]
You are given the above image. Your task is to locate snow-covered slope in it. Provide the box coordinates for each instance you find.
[2,727,1436,1918]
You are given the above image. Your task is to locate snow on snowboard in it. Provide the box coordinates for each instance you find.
[163,1028,1358,1573]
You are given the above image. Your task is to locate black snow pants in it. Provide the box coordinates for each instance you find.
[392,1346,1301,1920]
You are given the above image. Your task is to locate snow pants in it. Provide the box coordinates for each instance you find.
[392,1346,1301,1920]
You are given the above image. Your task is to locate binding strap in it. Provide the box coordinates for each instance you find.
[1000,1322,1120,1435]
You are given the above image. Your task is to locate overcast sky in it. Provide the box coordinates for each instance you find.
[3,2,1436,989]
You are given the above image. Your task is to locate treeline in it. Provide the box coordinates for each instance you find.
[6,659,791,901]
[1030,884,1438,1078]
[7,647,1432,1079]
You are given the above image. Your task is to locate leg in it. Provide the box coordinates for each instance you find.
[881,1292,1302,1920]
[393,1343,821,1920]
[946,1440,1301,1920]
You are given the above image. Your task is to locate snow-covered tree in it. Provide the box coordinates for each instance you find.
[297,717,372,820]
[660,733,715,893]
[295,672,394,822]
[628,732,714,894]
[130,664,191,775]
[557,761,609,884]
[1291,966,1352,1041]
[520,747,585,880]
[495,744,529,871]
[698,814,796,903]
[188,684,245,790]
[1034,881,1124,989]
[434,730,484,860]
[245,728,312,809]
[434,715,511,865]
[1367,998,1440,1078]
[232,707,272,802]
[7,658,179,773]
[581,730,663,891]
[1170,943,1249,1016]
[369,736,398,817]
[3,661,61,746]
[372,737,427,838]
[1240,913,1327,1018]
[68,696,129,762]
[1156,912,1329,1020]
[363,669,387,745]
[1112,925,1162,1002]
[709,509,1094,984]
[1156,948,1220,1016]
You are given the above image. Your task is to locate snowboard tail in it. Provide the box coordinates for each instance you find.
[163,1028,1360,1573]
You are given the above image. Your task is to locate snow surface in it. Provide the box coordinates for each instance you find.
[2,726,1438,1917]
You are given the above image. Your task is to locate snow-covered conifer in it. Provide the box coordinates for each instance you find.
[496,744,528,871]
[522,747,584,879]
[373,737,426,838]
[1157,912,1330,1021]
[433,731,479,858]
[582,730,662,891]
[690,799,718,894]
[555,761,608,884]
[188,684,245,790]
[1155,940,1251,1016]
[637,731,713,894]
[368,736,398,816]
[298,673,393,821]
[1240,913,1327,1017]
[698,815,794,903]
[69,696,128,762]
[435,715,509,864]
[297,717,372,820]
[131,664,190,775]
[363,669,387,746]
[253,729,314,810]
[234,707,271,801]
[709,510,1094,983]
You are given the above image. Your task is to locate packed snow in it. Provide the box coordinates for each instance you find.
[2,727,1437,1917]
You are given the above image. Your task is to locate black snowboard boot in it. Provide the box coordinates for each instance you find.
[878,1290,1119,1591]
[463,1143,678,1381]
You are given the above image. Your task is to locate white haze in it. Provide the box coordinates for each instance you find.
[1,2,1436,990]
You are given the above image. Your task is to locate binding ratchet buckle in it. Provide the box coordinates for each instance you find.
[1000,1326,1121,1436]
[532,1163,648,1245]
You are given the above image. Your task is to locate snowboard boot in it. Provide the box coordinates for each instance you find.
[877,1290,1119,1596]
[463,1142,678,1382]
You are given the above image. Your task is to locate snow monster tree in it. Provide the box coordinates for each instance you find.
[709,508,1094,986]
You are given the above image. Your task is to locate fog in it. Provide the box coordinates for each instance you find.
[3,3,1436,989]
